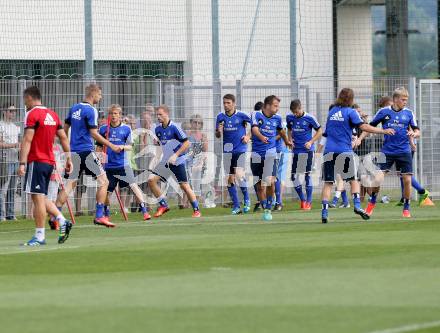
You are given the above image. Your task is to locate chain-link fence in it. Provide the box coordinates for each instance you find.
[0,76,432,219]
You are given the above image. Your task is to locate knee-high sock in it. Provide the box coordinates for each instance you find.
[341,190,349,206]
[352,193,361,210]
[239,179,250,203]
[227,184,240,209]
[305,174,313,203]
[411,176,425,194]
[322,200,329,218]
[332,191,341,206]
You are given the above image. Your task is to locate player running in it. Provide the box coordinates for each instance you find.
[215,94,252,215]
[54,84,122,228]
[18,86,73,246]
[97,104,151,221]
[320,88,394,224]
[362,87,420,218]
[251,95,292,221]
[147,105,201,218]
[286,99,322,210]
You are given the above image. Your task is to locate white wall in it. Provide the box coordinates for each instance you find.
[337,5,374,114]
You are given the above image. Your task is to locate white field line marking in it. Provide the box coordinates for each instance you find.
[0,245,80,255]
[369,320,440,333]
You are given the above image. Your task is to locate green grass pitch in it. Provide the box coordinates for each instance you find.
[0,202,439,333]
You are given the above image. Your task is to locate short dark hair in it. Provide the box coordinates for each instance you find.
[23,86,41,100]
[223,94,235,103]
[264,95,280,107]
[334,88,354,108]
[290,99,301,112]
[254,101,263,111]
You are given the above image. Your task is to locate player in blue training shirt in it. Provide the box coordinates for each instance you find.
[97,104,151,221]
[251,95,292,221]
[55,84,122,228]
[362,87,420,218]
[216,94,252,215]
[286,99,322,210]
[147,105,201,218]
[321,88,394,224]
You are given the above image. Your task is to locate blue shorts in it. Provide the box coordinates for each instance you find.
[106,167,136,192]
[65,151,105,180]
[25,161,54,195]
[251,154,278,181]
[291,151,313,179]
[380,153,413,174]
[322,152,357,183]
[152,162,189,184]
[223,152,246,175]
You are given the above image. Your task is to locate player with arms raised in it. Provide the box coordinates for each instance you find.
[363,87,420,218]
[320,88,394,224]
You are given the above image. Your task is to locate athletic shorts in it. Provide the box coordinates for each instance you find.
[379,153,413,174]
[151,162,189,184]
[65,151,105,180]
[223,152,246,175]
[291,151,313,179]
[25,161,54,195]
[322,152,358,183]
[106,166,136,192]
[251,154,278,181]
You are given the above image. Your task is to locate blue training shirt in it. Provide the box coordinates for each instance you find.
[324,106,363,154]
[155,120,188,166]
[251,110,283,157]
[65,102,98,153]
[98,123,132,169]
[216,110,251,153]
[370,106,418,155]
[286,112,321,153]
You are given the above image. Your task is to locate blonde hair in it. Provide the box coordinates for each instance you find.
[108,104,122,114]
[157,104,170,114]
[393,87,409,99]
[85,83,101,97]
